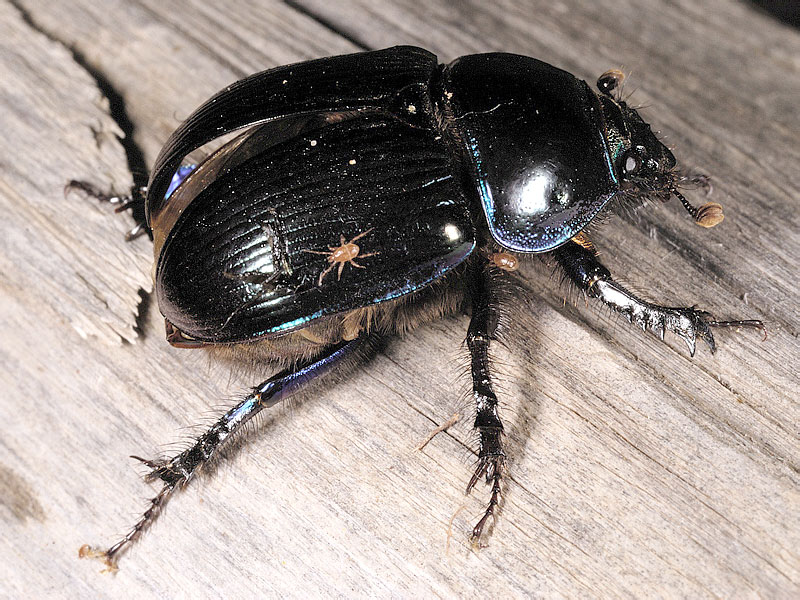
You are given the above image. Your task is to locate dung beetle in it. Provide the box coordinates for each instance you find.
[73,46,764,569]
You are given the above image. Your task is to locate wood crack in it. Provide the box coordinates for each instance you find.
[283,0,372,51]
[10,1,149,192]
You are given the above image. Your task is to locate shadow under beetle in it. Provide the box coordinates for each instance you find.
[74,46,764,569]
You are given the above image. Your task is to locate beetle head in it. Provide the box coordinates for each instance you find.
[614,105,677,192]
[596,71,675,198]
[596,70,723,228]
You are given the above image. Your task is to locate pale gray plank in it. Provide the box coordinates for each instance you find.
[1,0,798,597]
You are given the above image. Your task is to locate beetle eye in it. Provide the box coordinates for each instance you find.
[621,151,642,176]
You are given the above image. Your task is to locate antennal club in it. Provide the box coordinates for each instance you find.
[672,188,724,228]
[597,68,626,98]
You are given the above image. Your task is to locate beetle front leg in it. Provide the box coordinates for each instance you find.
[465,260,505,542]
[80,335,367,570]
[553,240,764,356]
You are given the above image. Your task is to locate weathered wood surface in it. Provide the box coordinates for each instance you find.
[1,0,798,597]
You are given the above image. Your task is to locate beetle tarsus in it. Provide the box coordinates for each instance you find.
[78,543,119,574]
[79,483,174,570]
[65,179,150,240]
[708,318,767,341]
[65,179,146,210]
[468,453,504,543]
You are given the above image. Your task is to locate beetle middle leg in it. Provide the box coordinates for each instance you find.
[465,259,506,542]
[553,240,765,355]
[65,179,150,241]
[81,335,368,570]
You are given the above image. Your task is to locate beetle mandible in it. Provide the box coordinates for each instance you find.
[74,46,764,569]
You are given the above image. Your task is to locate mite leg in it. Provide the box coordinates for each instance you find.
[318,263,336,286]
[83,335,367,570]
[553,240,765,355]
[465,260,505,542]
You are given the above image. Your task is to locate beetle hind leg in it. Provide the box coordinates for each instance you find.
[81,336,368,569]
[466,430,505,541]
[554,240,765,355]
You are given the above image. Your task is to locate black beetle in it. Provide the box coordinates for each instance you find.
[74,46,763,568]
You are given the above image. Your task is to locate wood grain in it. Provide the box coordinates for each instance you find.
[1,0,797,597]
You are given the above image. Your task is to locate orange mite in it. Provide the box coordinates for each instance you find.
[488,251,519,272]
[304,228,378,286]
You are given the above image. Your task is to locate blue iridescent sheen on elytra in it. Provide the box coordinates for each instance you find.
[164,165,196,199]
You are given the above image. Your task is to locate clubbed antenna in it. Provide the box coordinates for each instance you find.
[597,68,626,99]
[672,188,724,228]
